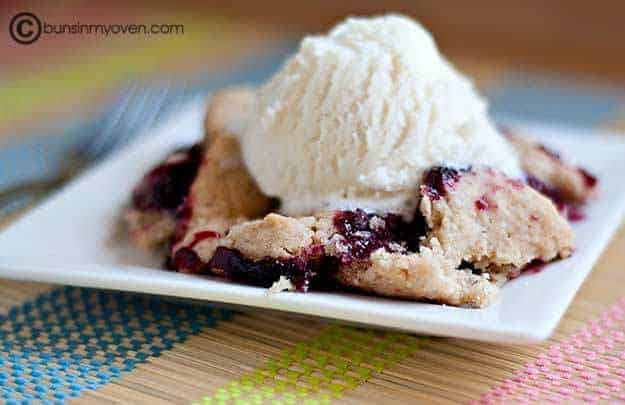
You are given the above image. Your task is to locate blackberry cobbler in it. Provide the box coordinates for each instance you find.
[124,88,596,308]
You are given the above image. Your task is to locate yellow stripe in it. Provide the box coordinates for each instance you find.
[0,15,260,126]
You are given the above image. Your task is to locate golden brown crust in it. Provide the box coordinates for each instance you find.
[203,87,256,147]
[211,208,498,307]
[184,136,271,231]
[223,214,315,260]
[208,166,575,307]
[124,208,176,249]
[172,89,272,268]
[508,133,593,203]
[336,243,497,307]
[419,167,574,274]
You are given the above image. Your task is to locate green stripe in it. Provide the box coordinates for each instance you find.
[195,325,426,404]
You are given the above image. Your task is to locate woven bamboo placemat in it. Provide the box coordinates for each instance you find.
[0,223,622,404]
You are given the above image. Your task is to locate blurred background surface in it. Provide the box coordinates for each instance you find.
[3,0,625,137]
[2,0,625,220]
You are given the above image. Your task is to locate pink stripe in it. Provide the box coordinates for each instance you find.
[477,298,625,403]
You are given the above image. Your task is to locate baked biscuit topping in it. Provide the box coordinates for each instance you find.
[124,88,596,308]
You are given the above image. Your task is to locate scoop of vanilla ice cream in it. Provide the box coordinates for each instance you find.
[238,14,521,218]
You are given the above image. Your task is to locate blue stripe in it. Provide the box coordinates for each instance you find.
[0,287,231,403]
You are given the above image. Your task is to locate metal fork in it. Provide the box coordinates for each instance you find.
[0,79,189,220]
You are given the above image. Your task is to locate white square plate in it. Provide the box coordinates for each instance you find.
[1,99,625,344]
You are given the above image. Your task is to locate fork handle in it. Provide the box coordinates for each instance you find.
[0,173,69,221]
[0,174,67,203]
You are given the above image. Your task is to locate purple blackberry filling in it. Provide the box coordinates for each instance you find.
[579,168,597,189]
[166,229,221,273]
[131,144,202,212]
[168,207,430,291]
[508,259,546,279]
[459,260,482,275]
[167,247,204,274]
[526,175,585,222]
[529,141,597,218]
[537,144,597,190]
[331,208,427,265]
[537,144,561,161]
[207,247,324,291]
[474,194,497,211]
[421,166,468,200]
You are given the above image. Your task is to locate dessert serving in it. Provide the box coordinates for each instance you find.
[124,15,596,308]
